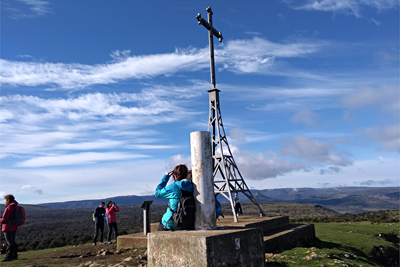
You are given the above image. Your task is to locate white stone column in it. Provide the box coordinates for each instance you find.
[190,131,216,230]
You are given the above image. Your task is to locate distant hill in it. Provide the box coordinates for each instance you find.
[37,186,399,213]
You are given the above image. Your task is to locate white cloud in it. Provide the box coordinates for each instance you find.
[5,0,52,19]
[0,37,331,89]
[167,154,192,171]
[15,152,149,167]
[280,136,352,166]
[283,0,399,17]
[0,90,199,159]
[290,108,320,127]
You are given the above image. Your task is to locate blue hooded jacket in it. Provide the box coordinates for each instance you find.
[155,174,193,230]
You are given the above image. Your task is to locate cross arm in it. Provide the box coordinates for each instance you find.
[196,13,223,42]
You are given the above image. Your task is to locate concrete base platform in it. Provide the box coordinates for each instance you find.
[117,215,316,255]
[147,227,264,267]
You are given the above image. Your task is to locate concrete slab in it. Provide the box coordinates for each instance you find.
[117,232,147,250]
[263,223,315,253]
[148,227,264,267]
[216,215,289,233]
[117,223,159,250]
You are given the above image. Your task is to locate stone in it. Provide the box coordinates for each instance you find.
[148,227,264,267]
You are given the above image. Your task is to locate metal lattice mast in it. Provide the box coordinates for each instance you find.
[196,7,265,222]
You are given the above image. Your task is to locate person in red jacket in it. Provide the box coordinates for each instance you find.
[0,194,19,262]
[105,201,119,244]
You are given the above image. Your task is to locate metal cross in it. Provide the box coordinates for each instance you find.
[196,7,223,89]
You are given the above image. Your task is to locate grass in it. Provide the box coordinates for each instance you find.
[266,222,399,267]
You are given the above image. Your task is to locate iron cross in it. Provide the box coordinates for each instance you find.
[196,7,223,89]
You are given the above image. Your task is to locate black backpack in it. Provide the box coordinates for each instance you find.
[170,187,195,229]
[9,205,25,226]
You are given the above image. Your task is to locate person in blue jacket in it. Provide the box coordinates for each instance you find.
[155,164,193,231]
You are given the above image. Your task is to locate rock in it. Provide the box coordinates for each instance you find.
[100,250,113,256]
[123,257,134,262]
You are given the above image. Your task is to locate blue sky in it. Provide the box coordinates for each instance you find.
[1,0,399,204]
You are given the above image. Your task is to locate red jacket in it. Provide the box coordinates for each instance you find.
[106,205,119,224]
[1,201,19,232]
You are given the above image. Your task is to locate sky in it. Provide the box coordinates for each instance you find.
[0,0,399,205]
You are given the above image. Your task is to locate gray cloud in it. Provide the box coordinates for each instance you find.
[290,108,320,127]
[280,136,352,166]
[360,179,392,185]
[21,185,44,195]
[342,85,399,112]
[233,150,306,180]
[230,128,247,143]
[359,125,400,152]
[319,166,341,175]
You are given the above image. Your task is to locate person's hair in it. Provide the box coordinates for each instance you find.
[100,201,105,205]
[173,164,188,181]
[106,201,113,207]
[4,194,14,203]
[186,170,192,181]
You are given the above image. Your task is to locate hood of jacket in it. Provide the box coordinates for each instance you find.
[175,179,193,192]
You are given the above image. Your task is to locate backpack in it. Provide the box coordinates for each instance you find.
[171,187,195,229]
[10,205,25,226]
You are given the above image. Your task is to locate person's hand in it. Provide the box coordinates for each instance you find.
[166,170,174,176]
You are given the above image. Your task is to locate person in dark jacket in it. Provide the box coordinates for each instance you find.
[93,201,106,245]
[155,164,193,231]
[234,197,243,216]
[0,194,19,262]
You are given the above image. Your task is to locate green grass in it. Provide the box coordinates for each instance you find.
[266,222,399,267]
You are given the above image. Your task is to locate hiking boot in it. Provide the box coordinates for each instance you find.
[1,257,14,262]
[107,241,112,244]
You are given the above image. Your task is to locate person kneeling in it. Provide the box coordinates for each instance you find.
[155,164,193,231]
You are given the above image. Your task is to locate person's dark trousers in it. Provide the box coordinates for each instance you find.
[107,222,118,242]
[158,219,169,231]
[93,223,104,243]
[4,230,18,260]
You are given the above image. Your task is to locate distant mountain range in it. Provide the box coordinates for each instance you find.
[38,186,399,213]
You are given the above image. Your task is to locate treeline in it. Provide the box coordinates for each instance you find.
[0,204,167,252]
[291,209,400,224]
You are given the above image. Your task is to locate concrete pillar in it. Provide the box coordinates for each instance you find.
[190,131,216,230]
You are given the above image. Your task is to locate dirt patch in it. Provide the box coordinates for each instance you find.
[16,243,148,267]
